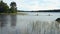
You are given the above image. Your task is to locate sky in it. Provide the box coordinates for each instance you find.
[3,0,60,11]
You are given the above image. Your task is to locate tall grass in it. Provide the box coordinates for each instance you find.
[28,21,60,34]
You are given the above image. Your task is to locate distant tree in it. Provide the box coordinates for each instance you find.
[0,1,9,13]
[10,2,17,13]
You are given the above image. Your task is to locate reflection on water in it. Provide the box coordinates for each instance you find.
[0,14,17,34]
[11,15,17,26]
[0,14,17,27]
[0,12,60,34]
[0,14,7,27]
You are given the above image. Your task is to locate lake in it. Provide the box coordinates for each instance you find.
[0,12,60,34]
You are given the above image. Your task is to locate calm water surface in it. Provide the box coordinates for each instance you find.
[0,12,60,34]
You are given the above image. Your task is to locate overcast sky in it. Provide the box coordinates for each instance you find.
[3,0,60,11]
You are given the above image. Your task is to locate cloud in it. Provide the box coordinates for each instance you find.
[3,0,60,11]
[18,0,60,11]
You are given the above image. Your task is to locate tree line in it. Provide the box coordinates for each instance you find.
[0,1,17,14]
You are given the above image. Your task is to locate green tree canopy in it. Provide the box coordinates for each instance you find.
[0,1,9,13]
[10,2,17,13]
